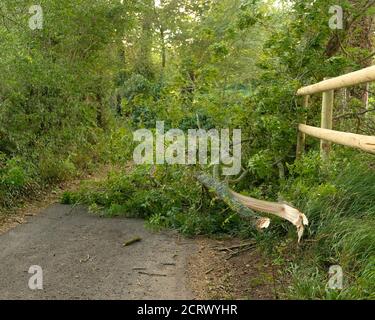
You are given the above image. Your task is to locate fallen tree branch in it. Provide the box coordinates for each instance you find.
[195,173,266,230]
[231,191,308,242]
[196,173,308,242]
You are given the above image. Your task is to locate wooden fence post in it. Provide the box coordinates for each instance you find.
[320,79,334,160]
[296,95,309,159]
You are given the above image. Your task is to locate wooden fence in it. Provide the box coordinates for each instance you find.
[296,65,375,159]
[196,65,375,242]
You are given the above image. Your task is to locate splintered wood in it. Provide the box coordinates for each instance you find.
[231,191,308,242]
[196,173,308,242]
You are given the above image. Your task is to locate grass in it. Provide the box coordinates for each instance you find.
[60,150,375,300]
[271,151,375,299]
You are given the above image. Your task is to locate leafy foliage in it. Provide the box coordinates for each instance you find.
[279,153,375,299]
[1,0,374,300]
[62,165,252,236]
[0,0,133,207]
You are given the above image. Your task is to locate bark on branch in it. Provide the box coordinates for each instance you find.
[196,173,308,242]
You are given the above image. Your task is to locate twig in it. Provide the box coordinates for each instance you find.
[215,241,256,252]
[225,244,256,261]
[205,268,214,275]
[138,271,167,277]
[334,109,375,120]
[226,168,249,184]
[79,254,91,263]
[123,237,142,247]
[358,51,375,64]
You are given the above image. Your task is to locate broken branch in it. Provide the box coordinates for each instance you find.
[196,173,308,242]
[231,190,308,242]
[123,237,142,247]
[195,173,263,229]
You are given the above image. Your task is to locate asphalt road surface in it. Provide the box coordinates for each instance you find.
[0,204,196,300]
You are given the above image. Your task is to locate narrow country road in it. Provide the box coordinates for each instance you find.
[0,204,196,300]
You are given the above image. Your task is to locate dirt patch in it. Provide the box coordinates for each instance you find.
[188,238,288,300]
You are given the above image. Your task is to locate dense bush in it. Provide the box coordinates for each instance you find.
[62,165,254,236]
[2,0,374,300]
[0,0,132,209]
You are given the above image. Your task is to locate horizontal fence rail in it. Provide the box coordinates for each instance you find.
[297,65,375,96]
[299,124,375,154]
[296,64,375,159]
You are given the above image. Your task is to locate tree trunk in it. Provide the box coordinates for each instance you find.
[160,27,166,69]
[346,1,374,102]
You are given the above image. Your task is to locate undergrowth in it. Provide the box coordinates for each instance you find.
[61,165,256,237]
[274,151,375,299]
[62,150,375,300]
[0,122,133,212]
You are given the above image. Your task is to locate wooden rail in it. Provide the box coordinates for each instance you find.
[297,65,375,96]
[299,124,375,154]
[296,65,375,159]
